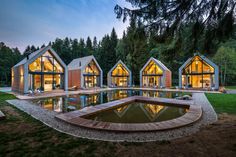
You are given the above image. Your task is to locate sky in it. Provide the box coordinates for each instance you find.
[0,0,131,52]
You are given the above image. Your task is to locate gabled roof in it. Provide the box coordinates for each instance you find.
[179,53,219,72]
[13,46,67,68]
[108,60,131,75]
[68,55,102,72]
[140,57,171,73]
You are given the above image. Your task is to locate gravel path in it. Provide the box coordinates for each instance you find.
[6,93,217,142]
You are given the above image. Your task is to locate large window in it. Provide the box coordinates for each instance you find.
[29,51,64,73]
[83,60,100,88]
[111,64,129,76]
[142,60,163,75]
[111,63,129,87]
[142,61,163,87]
[181,56,215,88]
[84,60,100,75]
[28,50,64,91]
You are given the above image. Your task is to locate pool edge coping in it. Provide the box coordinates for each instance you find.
[55,96,202,132]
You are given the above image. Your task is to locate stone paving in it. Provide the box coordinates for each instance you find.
[6,92,217,142]
[13,87,220,100]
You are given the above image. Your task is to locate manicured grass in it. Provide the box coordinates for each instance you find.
[206,93,236,115]
[225,86,236,90]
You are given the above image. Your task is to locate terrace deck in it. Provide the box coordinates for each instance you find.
[55,96,202,132]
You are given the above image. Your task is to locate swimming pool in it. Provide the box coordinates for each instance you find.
[84,101,187,123]
[31,89,191,113]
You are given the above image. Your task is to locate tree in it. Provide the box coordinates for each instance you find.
[213,46,236,86]
[0,42,22,86]
[92,36,98,50]
[86,36,93,54]
[115,0,236,54]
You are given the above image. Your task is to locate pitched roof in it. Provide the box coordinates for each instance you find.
[179,53,218,72]
[108,60,131,75]
[14,46,48,67]
[13,45,67,69]
[140,57,171,72]
[68,55,102,72]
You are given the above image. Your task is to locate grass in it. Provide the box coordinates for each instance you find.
[1,92,236,156]
[0,92,117,157]
[205,93,236,115]
[225,86,236,90]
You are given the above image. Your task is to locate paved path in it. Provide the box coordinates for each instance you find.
[226,90,236,94]
[12,87,220,100]
[6,92,217,142]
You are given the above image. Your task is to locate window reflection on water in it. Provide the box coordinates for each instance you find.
[31,90,190,113]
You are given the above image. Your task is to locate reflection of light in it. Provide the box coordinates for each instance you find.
[196,61,198,64]
[116,105,128,113]
[145,104,164,115]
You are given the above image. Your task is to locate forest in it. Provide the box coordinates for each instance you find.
[0,0,236,86]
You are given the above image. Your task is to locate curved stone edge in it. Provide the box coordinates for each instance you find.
[6,92,217,142]
[56,105,202,132]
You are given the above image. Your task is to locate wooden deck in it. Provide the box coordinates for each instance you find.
[55,96,202,132]
[0,110,6,120]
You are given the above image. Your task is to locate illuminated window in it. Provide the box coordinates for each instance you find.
[29,57,41,72]
[84,60,100,75]
[28,50,64,91]
[142,60,163,75]
[181,56,215,88]
[111,64,129,76]
[29,51,64,73]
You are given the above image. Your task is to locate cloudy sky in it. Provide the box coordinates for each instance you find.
[0,0,131,52]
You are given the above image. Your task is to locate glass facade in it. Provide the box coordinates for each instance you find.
[181,56,215,88]
[28,50,64,91]
[83,60,100,88]
[142,60,163,87]
[111,63,129,87]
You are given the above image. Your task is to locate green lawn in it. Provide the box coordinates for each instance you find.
[205,93,236,115]
[1,92,236,156]
[225,86,236,90]
[0,92,117,157]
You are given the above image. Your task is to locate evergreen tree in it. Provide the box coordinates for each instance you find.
[92,37,98,50]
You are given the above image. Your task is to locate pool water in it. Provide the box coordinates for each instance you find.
[83,102,187,123]
[31,89,191,113]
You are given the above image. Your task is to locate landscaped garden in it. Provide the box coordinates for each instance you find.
[1,92,236,157]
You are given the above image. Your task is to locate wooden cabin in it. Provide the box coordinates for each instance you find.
[140,57,172,88]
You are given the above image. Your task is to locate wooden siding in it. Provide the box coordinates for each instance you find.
[11,65,24,93]
[165,70,172,88]
[68,69,81,88]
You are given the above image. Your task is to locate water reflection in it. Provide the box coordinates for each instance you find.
[85,102,186,123]
[31,89,190,113]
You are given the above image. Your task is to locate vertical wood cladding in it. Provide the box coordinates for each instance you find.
[68,69,81,88]
[11,65,24,93]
